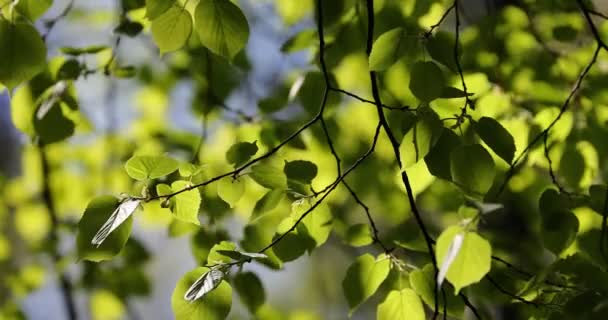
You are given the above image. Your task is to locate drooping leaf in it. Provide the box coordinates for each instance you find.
[369,28,414,71]
[377,289,425,320]
[435,226,492,293]
[234,272,265,313]
[284,160,318,184]
[217,177,245,208]
[250,164,287,189]
[172,267,231,320]
[226,141,258,167]
[342,254,391,315]
[450,144,496,198]
[194,0,250,60]
[145,0,175,19]
[77,196,133,262]
[424,128,461,180]
[474,117,516,164]
[408,61,445,102]
[251,189,285,221]
[124,155,179,180]
[399,114,443,168]
[151,5,192,54]
[0,19,47,90]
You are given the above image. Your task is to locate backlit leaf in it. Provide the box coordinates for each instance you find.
[151,5,192,54]
[217,177,245,208]
[125,155,179,180]
[377,289,425,320]
[172,267,232,320]
[409,61,445,102]
[474,117,516,164]
[343,254,391,315]
[0,19,47,90]
[450,144,495,198]
[194,0,249,60]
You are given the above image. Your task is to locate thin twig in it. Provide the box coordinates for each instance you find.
[42,0,75,41]
[330,87,412,111]
[424,3,456,37]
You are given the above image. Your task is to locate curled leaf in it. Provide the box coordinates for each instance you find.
[91,199,140,247]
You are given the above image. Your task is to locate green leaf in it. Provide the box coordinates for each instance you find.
[57,59,83,80]
[251,189,285,221]
[399,115,443,168]
[234,272,265,313]
[284,160,318,184]
[14,0,53,20]
[60,45,109,56]
[409,264,464,317]
[424,128,461,180]
[474,117,516,164]
[296,72,340,114]
[589,184,608,215]
[344,223,373,247]
[194,0,249,60]
[559,145,586,189]
[110,65,137,78]
[151,5,192,54]
[33,103,75,145]
[369,28,413,71]
[226,141,258,167]
[250,164,287,189]
[217,177,245,208]
[541,209,579,254]
[145,0,175,19]
[271,215,310,262]
[0,19,47,90]
[293,201,332,249]
[171,180,201,225]
[409,61,445,103]
[435,226,492,293]
[125,155,179,180]
[538,188,571,214]
[190,228,229,264]
[207,241,237,264]
[280,29,316,53]
[440,86,473,99]
[172,267,232,320]
[76,196,133,262]
[425,31,457,72]
[342,254,391,315]
[552,25,578,42]
[178,163,203,177]
[450,144,495,198]
[377,289,425,320]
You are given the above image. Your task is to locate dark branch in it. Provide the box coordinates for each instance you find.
[330,87,412,111]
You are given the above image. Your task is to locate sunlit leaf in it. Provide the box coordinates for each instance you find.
[145,0,175,19]
[400,114,443,168]
[125,155,179,181]
[151,5,192,54]
[194,0,249,60]
[409,264,464,317]
[377,289,425,320]
[251,189,284,221]
[250,164,287,189]
[474,117,516,164]
[435,226,491,293]
[369,28,414,71]
[342,254,391,315]
[344,223,373,247]
[217,177,245,208]
[226,141,258,167]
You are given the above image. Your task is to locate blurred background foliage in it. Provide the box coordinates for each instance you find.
[2,0,608,319]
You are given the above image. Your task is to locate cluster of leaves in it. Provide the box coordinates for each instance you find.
[2,0,608,319]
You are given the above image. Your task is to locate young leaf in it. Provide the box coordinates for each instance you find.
[145,0,175,19]
[342,254,391,315]
[91,199,141,247]
[250,164,288,189]
[0,19,47,90]
[234,272,265,313]
[251,189,284,221]
[369,28,412,71]
[284,160,318,184]
[183,268,225,302]
[408,61,445,103]
[76,196,133,262]
[217,177,245,208]
[399,115,443,168]
[450,144,496,198]
[435,226,492,293]
[178,163,203,177]
[474,117,516,164]
[151,5,193,54]
[194,0,250,60]
[171,180,201,225]
[377,289,425,320]
[226,141,258,167]
[125,155,179,181]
